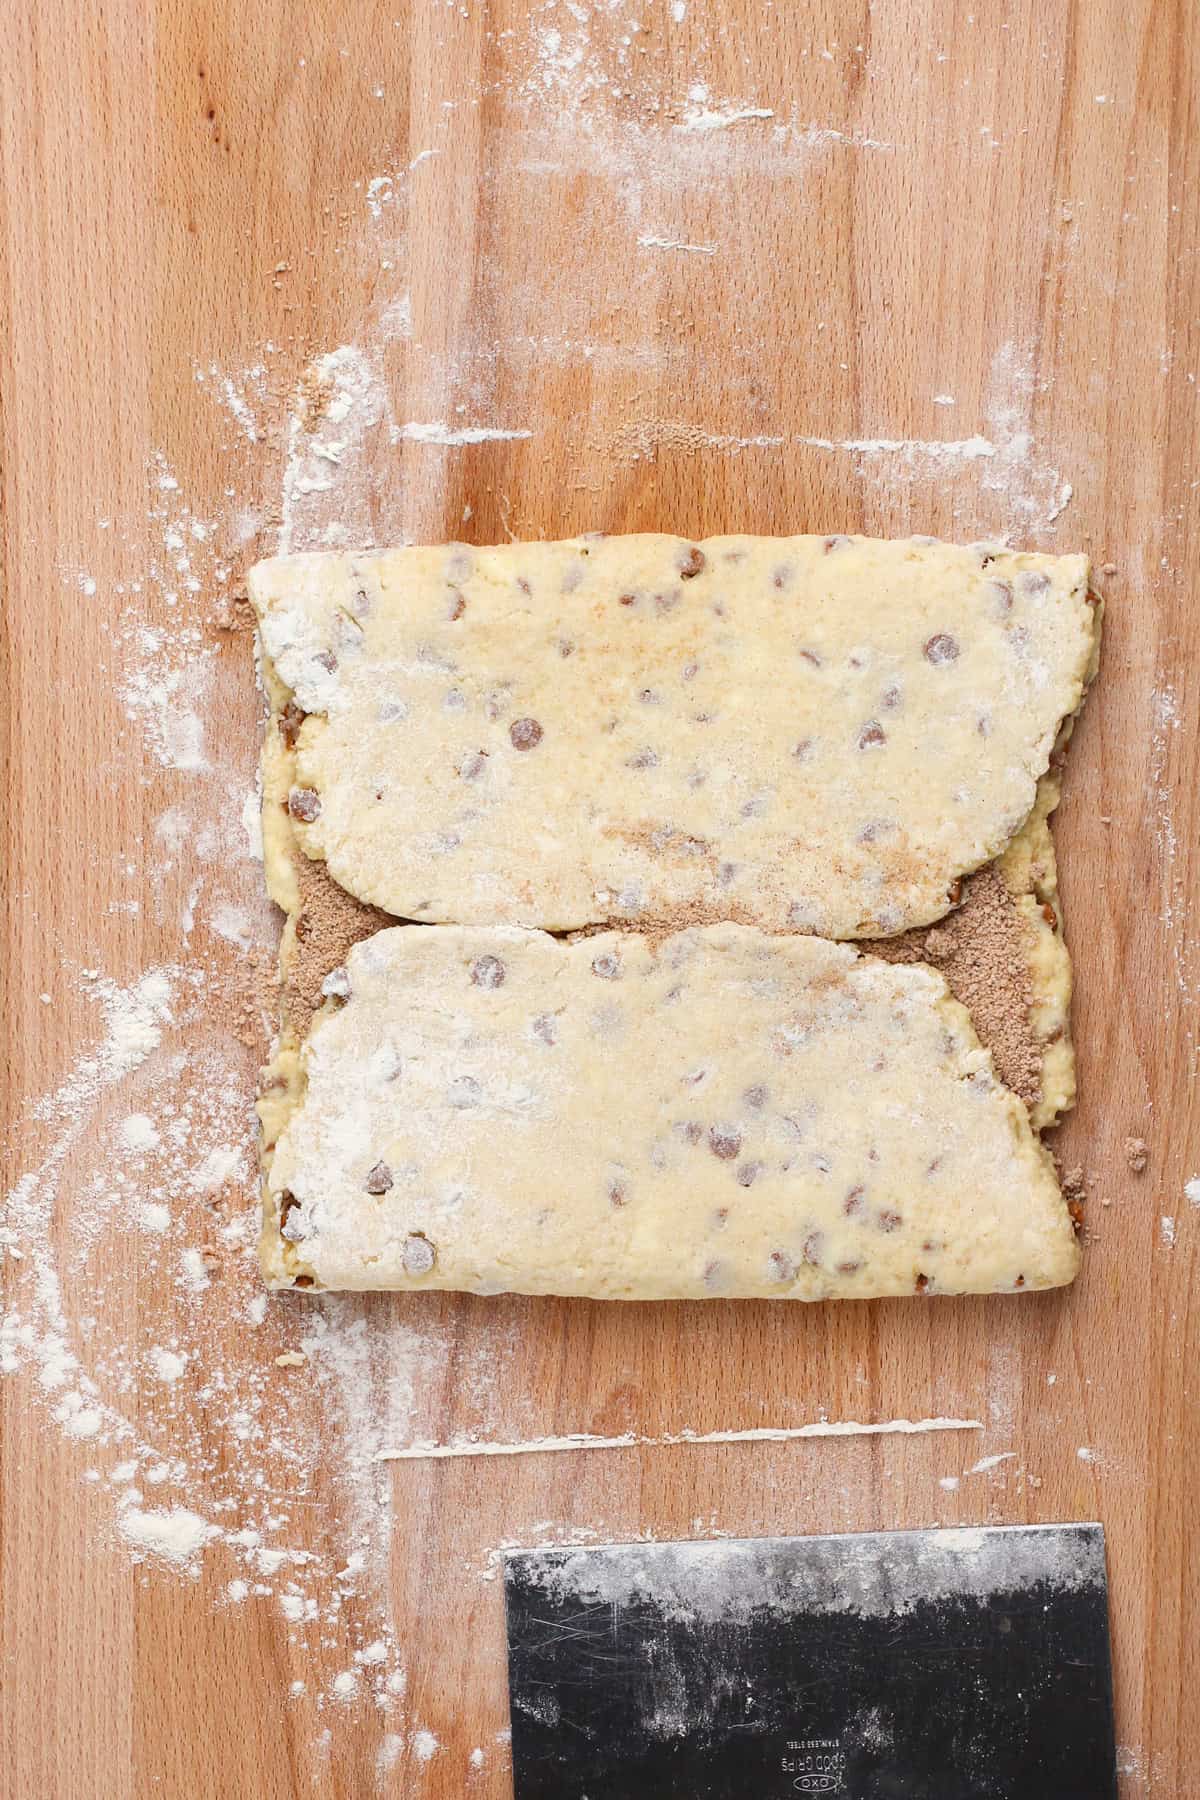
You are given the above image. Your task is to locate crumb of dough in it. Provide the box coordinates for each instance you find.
[1059,1163,1087,1230]
[210,590,254,633]
[232,945,277,1049]
[1124,1137,1148,1174]
[296,361,333,431]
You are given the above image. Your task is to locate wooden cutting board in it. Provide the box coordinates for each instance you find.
[2,1,1196,1795]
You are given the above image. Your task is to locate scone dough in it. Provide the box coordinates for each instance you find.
[261,924,1080,1299]
[249,536,1097,938]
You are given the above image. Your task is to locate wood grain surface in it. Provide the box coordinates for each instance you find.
[2,1,1198,1796]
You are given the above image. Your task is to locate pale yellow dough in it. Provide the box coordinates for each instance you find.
[249,536,1097,938]
[261,924,1079,1298]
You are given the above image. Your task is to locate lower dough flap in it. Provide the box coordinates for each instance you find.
[260,921,1079,1301]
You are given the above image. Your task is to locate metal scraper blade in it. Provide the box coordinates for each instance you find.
[504,1523,1116,1800]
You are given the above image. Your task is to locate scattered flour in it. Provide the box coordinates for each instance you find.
[376,1735,405,1778]
[119,1505,215,1568]
[150,1347,188,1384]
[194,361,268,444]
[380,292,412,339]
[637,234,717,254]
[209,903,252,950]
[795,344,1073,532]
[967,1451,1015,1475]
[798,432,995,462]
[365,175,394,219]
[56,1394,105,1439]
[678,85,774,133]
[120,622,213,772]
[179,1248,211,1293]
[190,1144,243,1193]
[376,1418,982,1463]
[516,1526,1107,1630]
[281,344,391,554]
[240,789,263,860]
[6,487,424,1731]
[1149,684,1197,1057]
[979,342,1075,533]
[221,382,259,443]
[120,1113,161,1153]
[1160,1216,1177,1249]
[397,421,533,445]
[412,1729,440,1763]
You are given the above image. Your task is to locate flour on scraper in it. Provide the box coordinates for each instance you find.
[249,535,1098,937]
[262,924,1080,1299]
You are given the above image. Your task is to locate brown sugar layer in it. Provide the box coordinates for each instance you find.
[285,852,393,1042]
[861,863,1041,1112]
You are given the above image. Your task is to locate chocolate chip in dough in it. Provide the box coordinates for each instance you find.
[470,955,506,989]
[288,787,322,822]
[509,717,543,751]
[708,1124,742,1161]
[402,1234,436,1276]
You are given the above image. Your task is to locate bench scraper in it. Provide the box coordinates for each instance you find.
[504,1523,1115,1799]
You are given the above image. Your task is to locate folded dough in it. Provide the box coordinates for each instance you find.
[249,535,1097,938]
[250,532,1100,1300]
[260,924,1079,1298]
